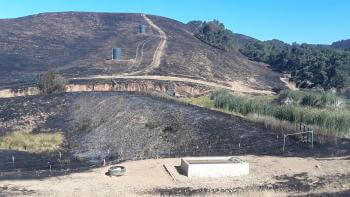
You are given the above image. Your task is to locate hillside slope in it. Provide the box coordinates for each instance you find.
[0,12,283,91]
[1,92,349,172]
[0,92,284,168]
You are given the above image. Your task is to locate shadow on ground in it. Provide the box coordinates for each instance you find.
[142,172,350,196]
[295,190,350,197]
[0,149,93,181]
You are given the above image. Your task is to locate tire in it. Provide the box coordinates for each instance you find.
[108,166,126,176]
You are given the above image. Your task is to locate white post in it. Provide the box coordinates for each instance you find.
[11,156,15,169]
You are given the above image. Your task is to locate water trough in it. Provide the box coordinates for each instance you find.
[181,156,249,178]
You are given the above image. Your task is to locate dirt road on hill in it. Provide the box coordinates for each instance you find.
[142,14,167,73]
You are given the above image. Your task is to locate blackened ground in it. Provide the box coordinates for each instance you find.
[0,92,349,179]
[0,12,284,91]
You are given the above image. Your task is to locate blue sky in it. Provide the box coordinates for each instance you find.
[1,0,349,44]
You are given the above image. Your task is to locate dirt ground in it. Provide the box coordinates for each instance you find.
[72,75,274,95]
[1,155,349,197]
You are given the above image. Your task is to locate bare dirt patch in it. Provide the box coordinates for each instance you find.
[73,75,274,95]
[1,156,349,196]
[280,77,298,91]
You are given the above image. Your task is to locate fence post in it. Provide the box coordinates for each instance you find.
[48,161,51,173]
[11,156,15,169]
[283,135,286,153]
[311,130,314,149]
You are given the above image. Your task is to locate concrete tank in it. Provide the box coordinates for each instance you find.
[139,25,146,33]
[112,48,121,61]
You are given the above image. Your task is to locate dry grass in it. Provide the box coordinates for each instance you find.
[0,131,63,153]
[246,113,298,134]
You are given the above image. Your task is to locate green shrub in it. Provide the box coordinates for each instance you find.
[38,69,67,94]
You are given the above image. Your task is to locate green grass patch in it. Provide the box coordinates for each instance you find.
[181,96,215,108]
[0,131,64,153]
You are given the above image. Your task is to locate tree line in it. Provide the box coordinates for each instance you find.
[240,40,350,89]
[187,20,235,51]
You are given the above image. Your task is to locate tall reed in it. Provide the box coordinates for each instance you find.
[210,90,350,137]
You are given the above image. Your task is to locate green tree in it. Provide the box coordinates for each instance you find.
[240,40,350,89]
[188,20,235,50]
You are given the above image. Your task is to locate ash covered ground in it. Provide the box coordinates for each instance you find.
[0,92,349,176]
